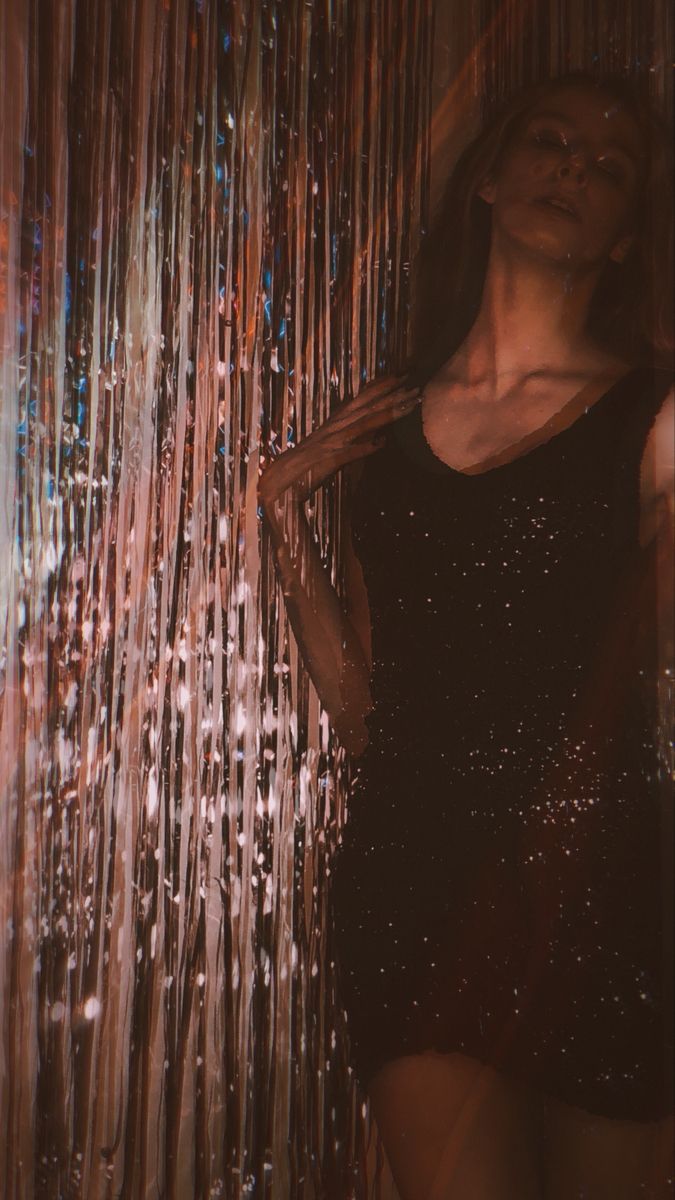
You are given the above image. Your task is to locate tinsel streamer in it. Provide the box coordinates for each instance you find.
[0,2,671,1199]
[0,1,433,1196]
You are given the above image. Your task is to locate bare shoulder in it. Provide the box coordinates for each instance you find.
[639,383,675,545]
[640,383,674,499]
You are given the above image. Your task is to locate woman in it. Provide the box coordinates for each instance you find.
[258,73,674,1197]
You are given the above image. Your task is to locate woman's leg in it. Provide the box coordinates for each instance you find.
[368,1050,543,1200]
[541,1097,674,1199]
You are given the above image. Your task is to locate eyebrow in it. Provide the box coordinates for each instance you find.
[529,110,641,162]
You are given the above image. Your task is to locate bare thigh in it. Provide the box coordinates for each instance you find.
[542,1097,674,1199]
[368,1051,543,1200]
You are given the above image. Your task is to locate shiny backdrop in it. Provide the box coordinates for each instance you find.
[0,2,671,1198]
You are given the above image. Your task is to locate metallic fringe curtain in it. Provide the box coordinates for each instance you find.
[0,2,432,1196]
[0,2,671,1199]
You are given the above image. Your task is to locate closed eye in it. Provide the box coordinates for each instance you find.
[534,129,567,149]
[597,158,624,181]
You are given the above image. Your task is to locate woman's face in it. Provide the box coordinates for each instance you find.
[478,85,645,273]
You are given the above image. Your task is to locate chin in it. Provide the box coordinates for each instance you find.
[511,227,584,269]
[495,208,584,266]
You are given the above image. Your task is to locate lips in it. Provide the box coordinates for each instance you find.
[534,194,581,222]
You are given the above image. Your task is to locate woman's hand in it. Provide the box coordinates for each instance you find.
[257,374,421,512]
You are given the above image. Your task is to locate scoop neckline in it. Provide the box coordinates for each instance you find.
[409,365,643,478]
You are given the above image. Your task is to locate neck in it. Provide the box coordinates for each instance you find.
[452,234,609,390]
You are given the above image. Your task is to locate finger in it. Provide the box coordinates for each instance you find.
[329,381,421,432]
[392,386,423,406]
[358,376,420,405]
[284,440,383,495]
[343,386,417,434]
[357,373,406,396]
[369,387,422,424]
[334,374,417,417]
[303,380,421,453]
[322,383,390,426]
[314,399,416,452]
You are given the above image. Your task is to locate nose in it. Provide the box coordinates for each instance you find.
[557,153,588,186]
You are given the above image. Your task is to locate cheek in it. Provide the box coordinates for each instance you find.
[497,149,561,198]
[587,190,633,240]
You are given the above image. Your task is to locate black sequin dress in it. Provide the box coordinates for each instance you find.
[329,366,673,1121]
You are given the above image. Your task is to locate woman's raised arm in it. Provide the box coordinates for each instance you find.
[258,376,420,754]
[261,486,373,755]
